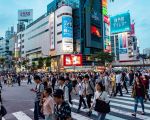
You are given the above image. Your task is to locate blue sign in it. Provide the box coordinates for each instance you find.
[62,16,73,38]
[110,13,131,34]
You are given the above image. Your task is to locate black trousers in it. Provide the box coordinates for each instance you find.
[27,79,32,84]
[78,95,87,110]
[123,82,128,93]
[34,101,44,120]
[86,94,92,108]
[115,83,123,96]
[69,93,73,105]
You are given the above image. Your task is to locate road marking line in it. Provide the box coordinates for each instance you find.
[72,112,93,120]
[13,111,32,120]
[111,98,150,107]
[2,118,6,120]
[72,99,127,120]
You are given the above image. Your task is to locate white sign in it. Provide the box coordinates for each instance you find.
[49,13,55,50]
[62,38,73,52]
[18,9,33,21]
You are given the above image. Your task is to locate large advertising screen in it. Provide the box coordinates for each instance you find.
[110,13,131,34]
[118,33,128,54]
[18,9,33,21]
[62,16,73,38]
[64,54,82,66]
[49,13,55,50]
[62,16,73,52]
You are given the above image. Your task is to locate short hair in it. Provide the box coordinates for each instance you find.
[97,82,105,91]
[34,75,41,81]
[58,76,65,82]
[53,89,64,98]
[84,74,89,79]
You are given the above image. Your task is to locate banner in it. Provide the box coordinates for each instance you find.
[110,13,131,33]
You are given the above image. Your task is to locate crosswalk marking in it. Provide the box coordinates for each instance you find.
[72,112,93,120]
[12,111,32,120]
[72,99,127,120]
[111,98,150,107]
[110,102,150,113]
[4,91,150,120]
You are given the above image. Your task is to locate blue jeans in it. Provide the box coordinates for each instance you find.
[97,112,106,120]
[45,115,53,120]
[134,97,144,113]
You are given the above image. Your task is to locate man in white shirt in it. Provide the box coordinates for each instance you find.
[114,71,123,96]
[58,76,69,102]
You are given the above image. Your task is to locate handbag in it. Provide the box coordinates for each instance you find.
[94,92,110,113]
[0,105,7,117]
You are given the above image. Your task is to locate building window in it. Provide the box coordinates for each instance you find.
[57,31,62,35]
[57,13,72,18]
[57,41,62,44]
[57,23,62,26]
[22,45,24,48]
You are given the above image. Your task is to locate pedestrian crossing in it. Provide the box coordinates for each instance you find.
[3,89,150,120]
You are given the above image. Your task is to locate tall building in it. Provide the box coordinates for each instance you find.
[143,48,150,57]
[110,13,139,62]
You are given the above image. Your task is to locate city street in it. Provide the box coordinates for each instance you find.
[1,81,150,120]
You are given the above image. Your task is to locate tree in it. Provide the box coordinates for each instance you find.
[31,62,36,70]
[45,56,51,67]
[37,57,44,69]
[94,52,114,65]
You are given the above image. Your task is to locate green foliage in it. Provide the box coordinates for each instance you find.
[45,56,51,67]
[94,52,114,64]
[37,57,44,69]
[0,58,5,64]
[32,62,36,69]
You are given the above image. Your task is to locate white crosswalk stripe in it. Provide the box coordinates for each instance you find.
[3,91,150,120]
[12,111,32,120]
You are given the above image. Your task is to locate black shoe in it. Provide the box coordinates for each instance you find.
[77,109,80,113]
[132,113,136,117]
[83,106,87,109]
[87,111,92,117]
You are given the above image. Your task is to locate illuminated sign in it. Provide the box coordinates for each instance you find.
[62,16,73,52]
[104,15,110,25]
[62,16,73,38]
[18,9,33,21]
[110,13,131,33]
[118,33,128,54]
[102,7,108,16]
[91,26,101,37]
[102,0,108,8]
[64,54,82,66]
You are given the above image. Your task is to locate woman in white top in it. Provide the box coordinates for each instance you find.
[90,82,109,120]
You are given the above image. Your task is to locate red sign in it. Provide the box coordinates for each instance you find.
[104,15,110,25]
[64,54,82,66]
[130,24,135,35]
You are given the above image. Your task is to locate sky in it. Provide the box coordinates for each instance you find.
[0,0,150,52]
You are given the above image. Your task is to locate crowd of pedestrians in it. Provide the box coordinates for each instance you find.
[0,69,150,120]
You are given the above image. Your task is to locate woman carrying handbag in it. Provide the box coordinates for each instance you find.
[90,82,110,120]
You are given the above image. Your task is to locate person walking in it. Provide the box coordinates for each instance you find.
[58,76,69,102]
[84,74,95,116]
[132,76,145,117]
[17,74,21,86]
[27,74,32,84]
[31,75,45,120]
[53,89,71,120]
[141,75,150,102]
[110,73,116,97]
[129,70,134,86]
[104,72,111,96]
[121,72,129,94]
[114,71,123,96]
[77,76,87,113]
[90,82,109,120]
[42,88,54,120]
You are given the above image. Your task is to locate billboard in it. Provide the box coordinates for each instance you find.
[64,54,82,66]
[62,16,73,38]
[62,16,73,52]
[18,9,33,21]
[91,26,101,37]
[118,33,128,54]
[104,23,111,53]
[49,13,55,50]
[110,13,131,34]
[130,24,135,35]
